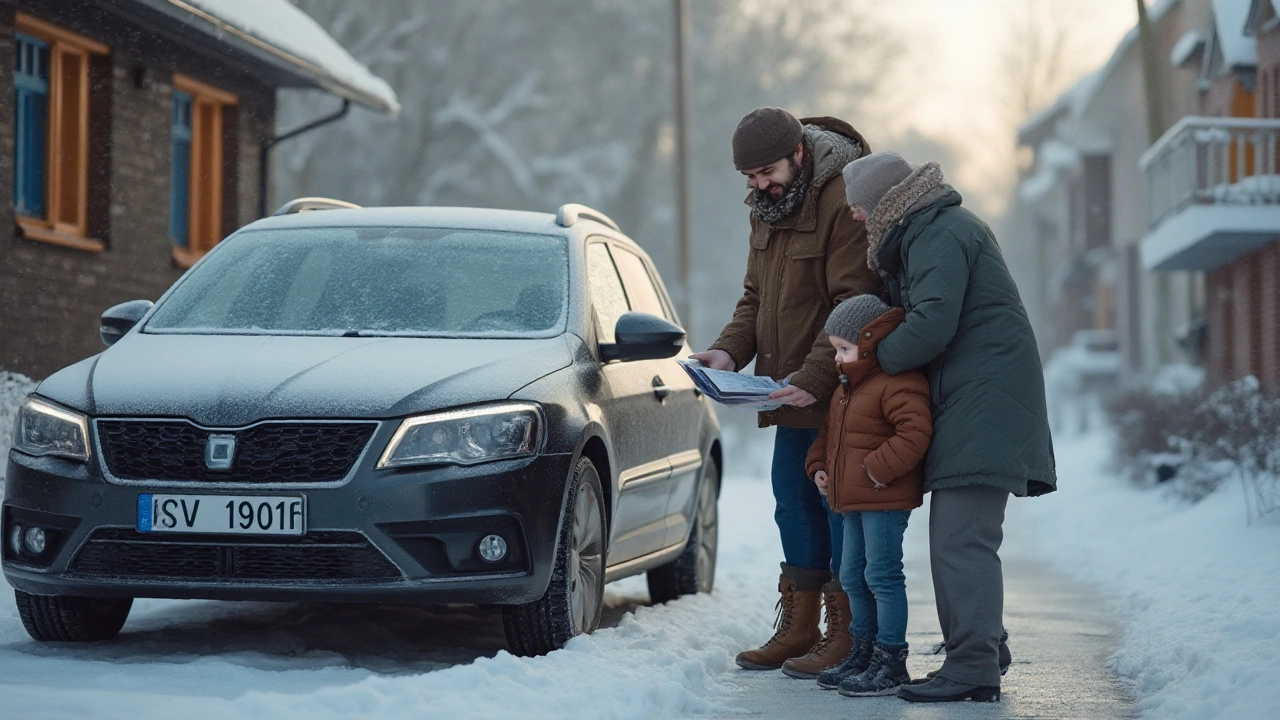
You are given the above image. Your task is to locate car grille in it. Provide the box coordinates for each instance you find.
[68,529,403,583]
[96,420,377,482]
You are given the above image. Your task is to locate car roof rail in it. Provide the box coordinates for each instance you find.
[272,197,362,216]
[555,203,620,232]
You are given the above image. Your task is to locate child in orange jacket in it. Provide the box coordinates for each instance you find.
[805,294,932,697]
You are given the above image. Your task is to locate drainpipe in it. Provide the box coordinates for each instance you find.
[259,99,351,217]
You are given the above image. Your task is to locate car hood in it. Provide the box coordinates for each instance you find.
[37,333,575,426]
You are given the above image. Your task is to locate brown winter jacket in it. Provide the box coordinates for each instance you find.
[708,117,881,429]
[805,309,930,512]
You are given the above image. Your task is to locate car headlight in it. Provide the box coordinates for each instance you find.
[12,396,91,463]
[377,402,543,469]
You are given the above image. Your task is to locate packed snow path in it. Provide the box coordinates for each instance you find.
[1,458,1134,719]
[709,501,1136,718]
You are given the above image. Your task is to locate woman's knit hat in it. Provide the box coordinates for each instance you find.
[825,294,891,342]
[842,152,913,213]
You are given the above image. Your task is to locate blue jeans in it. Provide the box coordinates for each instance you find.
[771,427,843,575]
[840,509,911,649]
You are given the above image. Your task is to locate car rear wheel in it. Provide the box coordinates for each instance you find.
[14,590,133,642]
[647,459,718,604]
[503,457,606,656]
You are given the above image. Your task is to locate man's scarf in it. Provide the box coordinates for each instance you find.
[750,155,810,225]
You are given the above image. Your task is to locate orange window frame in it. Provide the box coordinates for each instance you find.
[171,75,238,268]
[14,13,109,252]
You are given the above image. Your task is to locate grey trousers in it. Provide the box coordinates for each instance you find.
[929,484,1010,686]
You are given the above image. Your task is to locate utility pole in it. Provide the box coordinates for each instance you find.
[673,0,694,337]
[1136,0,1173,369]
[1135,0,1166,144]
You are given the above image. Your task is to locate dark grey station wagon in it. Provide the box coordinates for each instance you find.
[3,200,721,655]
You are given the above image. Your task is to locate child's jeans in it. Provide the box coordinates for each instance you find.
[839,509,911,649]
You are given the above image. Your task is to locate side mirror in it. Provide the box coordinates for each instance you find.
[600,312,686,362]
[100,300,154,347]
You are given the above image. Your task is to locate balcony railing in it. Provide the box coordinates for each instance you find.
[1141,116,1280,230]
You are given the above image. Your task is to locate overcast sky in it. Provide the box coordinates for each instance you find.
[878,0,1142,216]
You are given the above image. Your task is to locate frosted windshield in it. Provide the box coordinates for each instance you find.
[146,227,568,337]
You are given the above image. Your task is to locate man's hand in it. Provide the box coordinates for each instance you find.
[813,470,829,497]
[689,349,735,371]
[768,384,817,407]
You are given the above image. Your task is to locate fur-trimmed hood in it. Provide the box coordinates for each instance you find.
[865,162,949,274]
[803,119,865,192]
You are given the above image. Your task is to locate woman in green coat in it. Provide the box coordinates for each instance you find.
[841,152,1056,704]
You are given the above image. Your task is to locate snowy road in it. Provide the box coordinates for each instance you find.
[0,455,1137,720]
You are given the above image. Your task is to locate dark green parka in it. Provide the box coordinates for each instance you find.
[868,162,1056,497]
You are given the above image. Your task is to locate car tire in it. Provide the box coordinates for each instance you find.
[647,459,718,604]
[14,590,132,642]
[503,456,606,656]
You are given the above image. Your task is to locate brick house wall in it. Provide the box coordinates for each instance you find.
[1193,12,1280,393]
[0,0,275,380]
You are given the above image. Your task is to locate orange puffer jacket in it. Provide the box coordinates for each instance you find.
[805,308,931,512]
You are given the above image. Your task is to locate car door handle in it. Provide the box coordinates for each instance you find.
[652,376,671,400]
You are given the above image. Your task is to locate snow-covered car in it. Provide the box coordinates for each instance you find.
[3,200,721,656]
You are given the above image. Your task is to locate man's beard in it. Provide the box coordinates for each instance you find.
[751,156,809,225]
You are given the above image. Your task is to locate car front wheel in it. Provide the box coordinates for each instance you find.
[15,590,133,642]
[503,456,606,656]
[647,459,718,603]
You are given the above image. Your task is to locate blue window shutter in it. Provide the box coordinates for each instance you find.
[170,91,193,247]
[14,34,49,219]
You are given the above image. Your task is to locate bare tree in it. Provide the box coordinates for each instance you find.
[1000,0,1081,125]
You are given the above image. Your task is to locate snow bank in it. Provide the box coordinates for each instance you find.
[0,471,794,720]
[1024,432,1280,719]
[0,371,37,486]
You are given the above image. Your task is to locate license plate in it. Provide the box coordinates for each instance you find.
[137,494,306,535]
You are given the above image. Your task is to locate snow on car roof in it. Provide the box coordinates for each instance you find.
[171,0,399,114]
[245,206,574,237]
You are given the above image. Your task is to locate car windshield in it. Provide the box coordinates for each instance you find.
[145,226,569,337]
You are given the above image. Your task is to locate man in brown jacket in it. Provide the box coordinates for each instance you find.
[690,108,879,676]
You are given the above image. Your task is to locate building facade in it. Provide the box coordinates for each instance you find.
[0,0,395,380]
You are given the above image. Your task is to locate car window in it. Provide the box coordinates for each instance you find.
[145,227,568,337]
[610,246,670,321]
[586,243,629,343]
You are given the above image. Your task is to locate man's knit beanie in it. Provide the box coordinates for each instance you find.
[842,152,913,214]
[732,108,804,171]
[825,294,891,342]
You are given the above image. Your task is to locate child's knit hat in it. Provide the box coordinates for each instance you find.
[825,294,891,342]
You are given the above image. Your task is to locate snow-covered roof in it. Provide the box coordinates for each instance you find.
[1018,140,1082,202]
[1243,0,1280,35]
[1171,30,1207,66]
[1070,0,1181,117]
[1018,0,1182,146]
[138,0,399,114]
[1211,0,1258,67]
[1016,70,1103,146]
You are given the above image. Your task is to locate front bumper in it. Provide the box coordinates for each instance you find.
[2,449,574,605]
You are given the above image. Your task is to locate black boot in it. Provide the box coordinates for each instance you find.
[918,628,1011,682]
[815,636,873,689]
[837,643,911,697]
[898,676,1000,703]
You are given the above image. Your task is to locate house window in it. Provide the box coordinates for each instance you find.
[170,75,237,267]
[12,13,108,251]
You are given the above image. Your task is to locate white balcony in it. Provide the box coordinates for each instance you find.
[1140,116,1280,271]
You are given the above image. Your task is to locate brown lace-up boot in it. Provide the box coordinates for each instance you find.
[735,571,824,671]
[780,579,853,679]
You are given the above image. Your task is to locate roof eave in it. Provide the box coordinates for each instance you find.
[106,0,399,115]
